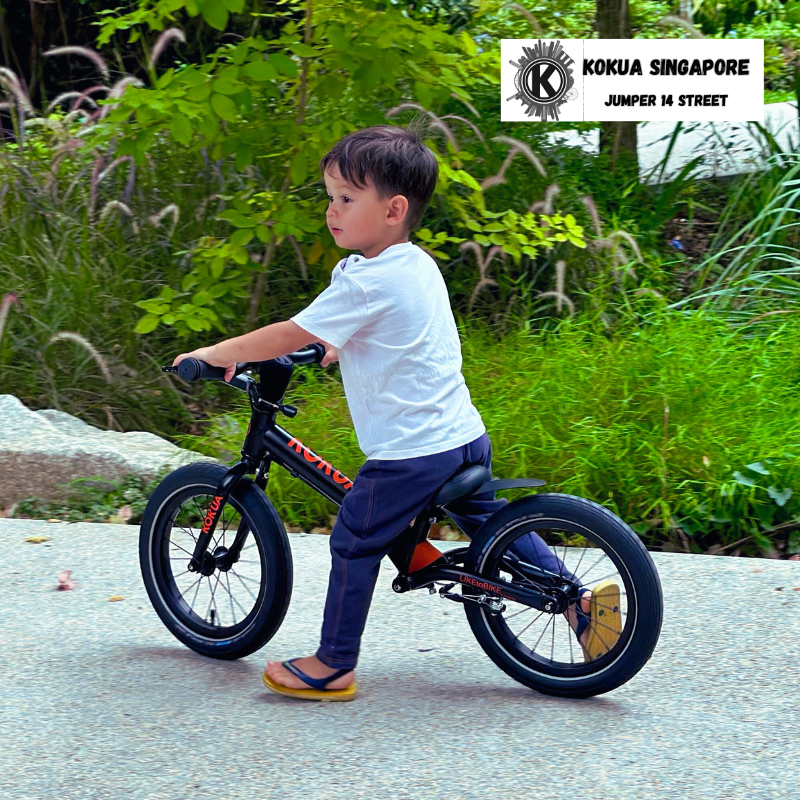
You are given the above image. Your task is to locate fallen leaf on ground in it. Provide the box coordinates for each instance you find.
[753,568,763,573]
[25,536,51,544]
[108,595,125,602]
[56,570,75,590]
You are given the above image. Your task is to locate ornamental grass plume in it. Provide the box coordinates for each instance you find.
[99,200,139,235]
[529,183,561,215]
[43,47,110,81]
[658,15,708,39]
[482,137,546,191]
[148,28,186,71]
[0,293,19,352]
[461,241,507,312]
[492,136,547,177]
[441,114,486,144]
[70,86,110,112]
[45,92,83,114]
[0,67,34,114]
[47,331,113,384]
[580,195,603,237]
[537,260,575,315]
[101,77,145,119]
[149,204,179,236]
[385,104,460,152]
[97,155,133,185]
[449,93,480,118]
[506,2,543,33]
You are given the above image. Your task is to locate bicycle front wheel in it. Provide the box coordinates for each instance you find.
[463,493,663,698]
[139,462,293,660]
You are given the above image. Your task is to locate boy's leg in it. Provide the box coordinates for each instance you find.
[314,448,467,670]
[444,433,581,585]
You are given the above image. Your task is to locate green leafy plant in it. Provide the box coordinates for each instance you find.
[11,467,173,524]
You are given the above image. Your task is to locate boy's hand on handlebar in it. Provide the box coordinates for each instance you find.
[320,344,338,368]
[173,346,238,382]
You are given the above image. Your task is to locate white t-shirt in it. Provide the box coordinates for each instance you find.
[291,241,486,460]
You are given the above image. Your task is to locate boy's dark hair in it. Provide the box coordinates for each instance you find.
[318,121,439,232]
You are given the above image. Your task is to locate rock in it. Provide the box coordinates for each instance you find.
[0,395,216,506]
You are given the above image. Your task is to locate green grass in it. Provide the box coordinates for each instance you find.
[171,310,800,557]
[3,122,800,558]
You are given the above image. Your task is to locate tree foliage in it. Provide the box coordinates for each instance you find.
[84,0,586,336]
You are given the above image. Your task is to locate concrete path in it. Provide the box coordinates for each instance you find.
[2,518,799,799]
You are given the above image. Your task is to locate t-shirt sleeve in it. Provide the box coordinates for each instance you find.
[290,273,369,349]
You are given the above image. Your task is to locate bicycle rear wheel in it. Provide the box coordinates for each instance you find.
[463,493,663,697]
[139,462,293,659]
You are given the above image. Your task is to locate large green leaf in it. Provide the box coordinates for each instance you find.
[170,113,192,145]
[241,60,277,82]
[211,93,238,121]
[268,53,298,77]
[201,0,229,30]
[134,314,159,334]
[290,151,307,185]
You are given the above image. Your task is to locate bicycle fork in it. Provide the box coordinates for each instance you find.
[186,460,252,575]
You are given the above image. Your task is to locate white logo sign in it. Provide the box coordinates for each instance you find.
[501,39,764,122]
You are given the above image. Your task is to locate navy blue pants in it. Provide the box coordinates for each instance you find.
[316,432,579,669]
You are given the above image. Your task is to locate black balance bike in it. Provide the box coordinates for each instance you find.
[141,344,663,697]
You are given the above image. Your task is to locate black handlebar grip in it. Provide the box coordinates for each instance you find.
[308,342,327,364]
[288,343,326,365]
[176,358,227,382]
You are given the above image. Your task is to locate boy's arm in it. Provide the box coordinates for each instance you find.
[173,320,320,380]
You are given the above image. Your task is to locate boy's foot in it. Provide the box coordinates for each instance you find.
[566,581,623,661]
[263,655,357,701]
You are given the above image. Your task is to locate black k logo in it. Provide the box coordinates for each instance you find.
[510,40,575,121]
[531,63,559,99]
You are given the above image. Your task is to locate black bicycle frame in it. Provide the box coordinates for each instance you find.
[184,370,564,616]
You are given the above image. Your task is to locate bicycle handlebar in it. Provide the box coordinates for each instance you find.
[165,342,327,384]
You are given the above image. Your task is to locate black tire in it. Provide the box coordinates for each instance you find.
[463,493,663,698]
[139,462,293,660]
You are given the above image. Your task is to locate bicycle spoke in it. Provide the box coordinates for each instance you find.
[169,541,194,558]
[227,578,252,619]
[513,609,546,642]
[231,571,261,585]
[224,571,238,624]
[230,568,259,603]
[504,604,536,621]
[570,545,589,580]
[190,575,203,609]
[575,552,610,584]
[206,574,222,624]
[530,613,553,654]
[583,570,627,586]
[568,613,575,664]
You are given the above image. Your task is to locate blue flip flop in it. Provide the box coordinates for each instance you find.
[574,586,592,641]
[262,658,358,702]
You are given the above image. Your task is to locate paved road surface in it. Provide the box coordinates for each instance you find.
[1,518,799,799]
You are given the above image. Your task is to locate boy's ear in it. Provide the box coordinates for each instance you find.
[386,194,409,227]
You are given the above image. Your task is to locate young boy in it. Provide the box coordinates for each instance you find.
[173,124,611,701]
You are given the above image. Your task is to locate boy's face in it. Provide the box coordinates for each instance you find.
[323,166,408,258]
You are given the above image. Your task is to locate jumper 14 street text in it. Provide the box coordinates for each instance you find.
[604,94,729,107]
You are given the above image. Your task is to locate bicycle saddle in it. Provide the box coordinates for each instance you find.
[432,464,491,506]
